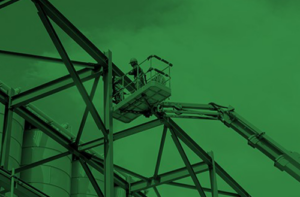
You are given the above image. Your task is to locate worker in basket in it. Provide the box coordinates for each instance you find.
[128,58,146,90]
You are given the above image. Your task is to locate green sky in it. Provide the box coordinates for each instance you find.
[1,0,300,196]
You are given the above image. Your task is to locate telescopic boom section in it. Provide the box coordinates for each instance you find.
[159,102,300,182]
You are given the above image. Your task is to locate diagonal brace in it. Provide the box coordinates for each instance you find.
[75,76,100,145]
[79,158,104,197]
[170,128,206,197]
[153,125,168,178]
[14,151,70,174]
[33,1,107,138]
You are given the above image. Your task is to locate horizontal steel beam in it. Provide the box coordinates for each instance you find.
[11,68,101,108]
[91,156,149,181]
[167,182,240,197]
[0,168,49,197]
[15,151,70,174]
[0,50,97,69]
[131,162,209,192]
[78,119,163,151]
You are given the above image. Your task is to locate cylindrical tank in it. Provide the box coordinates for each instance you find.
[71,159,104,197]
[115,187,126,197]
[21,128,72,197]
[71,162,126,197]
[0,104,25,171]
[0,104,25,197]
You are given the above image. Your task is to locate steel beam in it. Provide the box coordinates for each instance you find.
[114,165,148,182]
[153,125,168,178]
[130,162,209,192]
[34,2,107,138]
[166,119,251,197]
[169,128,206,197]
[78,119,163,151]
[153,187,161,197]
[11,68,101,108]
[83,155,148,197]
[0,168,49,197]
[103,50,114,197]
[33,0,136,93]
[14,151,70,174]
[0,90,8,105]
[114,119,163,140]
[75,76,100,145]
[0,50,96,69]
[0,90,13,169]
[91,156,148,182]
[208,152,218,197]
[167,182,240,197]
[33,0,107,66]
[13,105,146,197]
[79,158,104,197]
[0,0,19,9]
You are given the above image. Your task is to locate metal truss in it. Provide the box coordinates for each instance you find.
[0,0,257,196]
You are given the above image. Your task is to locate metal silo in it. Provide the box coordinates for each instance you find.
[0,104,25,197]
[71,155,129,197]
[0,104,24,171]
[21,128,72,197]
[71,158,104,197]
[115,187,126,197]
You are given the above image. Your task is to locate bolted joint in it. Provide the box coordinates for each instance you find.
[71,155,79,162]
[152,176,161,184]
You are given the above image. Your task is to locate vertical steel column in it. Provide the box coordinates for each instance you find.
[10,168,15,197]
[0,88,13,169]
[208,152,218,197]
[104,50,114,197]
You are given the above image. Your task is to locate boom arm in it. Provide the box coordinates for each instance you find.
[157,102,300,182]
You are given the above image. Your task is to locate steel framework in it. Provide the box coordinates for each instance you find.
[0,0,299,197]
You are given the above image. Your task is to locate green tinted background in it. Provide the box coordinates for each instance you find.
[1,0,300,196]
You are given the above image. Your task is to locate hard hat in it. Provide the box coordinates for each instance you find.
[129,58,138,64]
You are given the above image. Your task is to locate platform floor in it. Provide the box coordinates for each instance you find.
[113,81,171,123]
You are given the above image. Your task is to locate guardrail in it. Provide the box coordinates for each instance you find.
[113,55,172,104]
